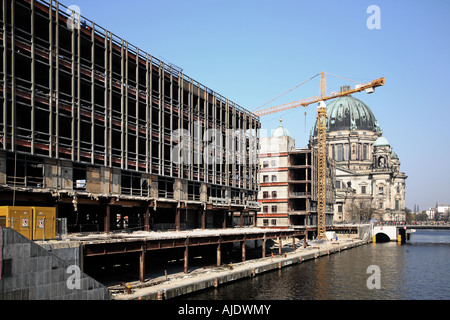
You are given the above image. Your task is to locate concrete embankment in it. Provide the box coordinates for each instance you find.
[111,238,370,300]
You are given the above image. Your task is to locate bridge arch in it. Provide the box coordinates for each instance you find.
[375,232,391,243]
[373,226,397,242]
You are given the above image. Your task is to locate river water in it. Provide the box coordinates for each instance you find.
[183,229,450,300]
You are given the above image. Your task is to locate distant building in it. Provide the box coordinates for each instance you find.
[257,120,335,233]
[310,93,407,222]
[426,205,450,220]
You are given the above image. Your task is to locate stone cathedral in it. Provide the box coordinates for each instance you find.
[310,93,407,222]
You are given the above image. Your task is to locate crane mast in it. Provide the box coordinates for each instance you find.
[317,72,327,239]
[254,71,384,240]
[317,100,327,239]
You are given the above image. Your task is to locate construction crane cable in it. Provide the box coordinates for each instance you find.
[325,72,364,85]
[253,73,320,112]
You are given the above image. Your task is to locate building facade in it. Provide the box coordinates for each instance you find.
[425,204,450,220]
[257,121,335,232]
[310,93,407,222]
[0,0,260,233]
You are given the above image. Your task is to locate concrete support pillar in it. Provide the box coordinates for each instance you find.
[292,236,296,252]
[175,208,181,231]
[239,212,244,227]
[139,245,146,283]
[217,241,221,266]
[184,239,189,274]
[144,206,150,231]
[241,241,246,262]
[104,204,110,234]
[278,237,282,255]
[201,209,206,230]
[222,211,226,229]
[262,238,266,258]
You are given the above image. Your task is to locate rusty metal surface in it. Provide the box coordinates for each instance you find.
[80,228,307,256]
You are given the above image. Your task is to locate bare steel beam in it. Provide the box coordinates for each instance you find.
[48,0,54,158]
[2,0,8,151]
[11,0,16,152]
[145,53,150,173]
[120,39,124,169]
[124,40,128,170]
[90,20,95,164]
[103,29,109,167]
[107,31,112,167]
[55,0,60,159]
[76,11,81,162]
[135,47,139,170]
[31,0,35,154]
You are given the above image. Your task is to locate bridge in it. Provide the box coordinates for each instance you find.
[405,225,450,230]
[372,225,411,243]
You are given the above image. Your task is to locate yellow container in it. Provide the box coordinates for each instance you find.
[32,207,56,240]
[0,206,34,239]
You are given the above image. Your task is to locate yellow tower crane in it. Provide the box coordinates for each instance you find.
[253,72,385,239]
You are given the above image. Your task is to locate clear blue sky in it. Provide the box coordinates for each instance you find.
[68,0,450,211]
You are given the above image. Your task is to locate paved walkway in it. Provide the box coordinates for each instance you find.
[111,236,367,300]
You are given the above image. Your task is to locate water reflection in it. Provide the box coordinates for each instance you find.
[184,230,450,300]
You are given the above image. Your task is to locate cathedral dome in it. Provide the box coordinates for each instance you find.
[272,119,291,137]
[322,96,381,133]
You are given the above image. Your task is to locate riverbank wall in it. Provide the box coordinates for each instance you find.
[112,237,370,300]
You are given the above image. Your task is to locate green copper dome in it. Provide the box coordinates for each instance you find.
[374,136,390,147]
[323,96,381,133]
[272,119,291,137]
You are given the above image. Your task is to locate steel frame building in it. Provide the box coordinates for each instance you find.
[0,0,260,233]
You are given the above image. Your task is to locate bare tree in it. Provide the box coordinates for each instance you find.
[346,200,375,222]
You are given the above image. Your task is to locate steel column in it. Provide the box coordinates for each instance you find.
[30,0,36,154]
[175,207,181,231]
[104,204,110,233]
[2,0,8,151]
[201,208,205,229]
[216,239,221,266]
[144,205,150,231]
[48,0,54,158]
[76,9,81,162]
[90,20,95,164]
[139,244,146,282]
[262,237,266,258]
[184,238,189,274]
[11,0,16,152]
